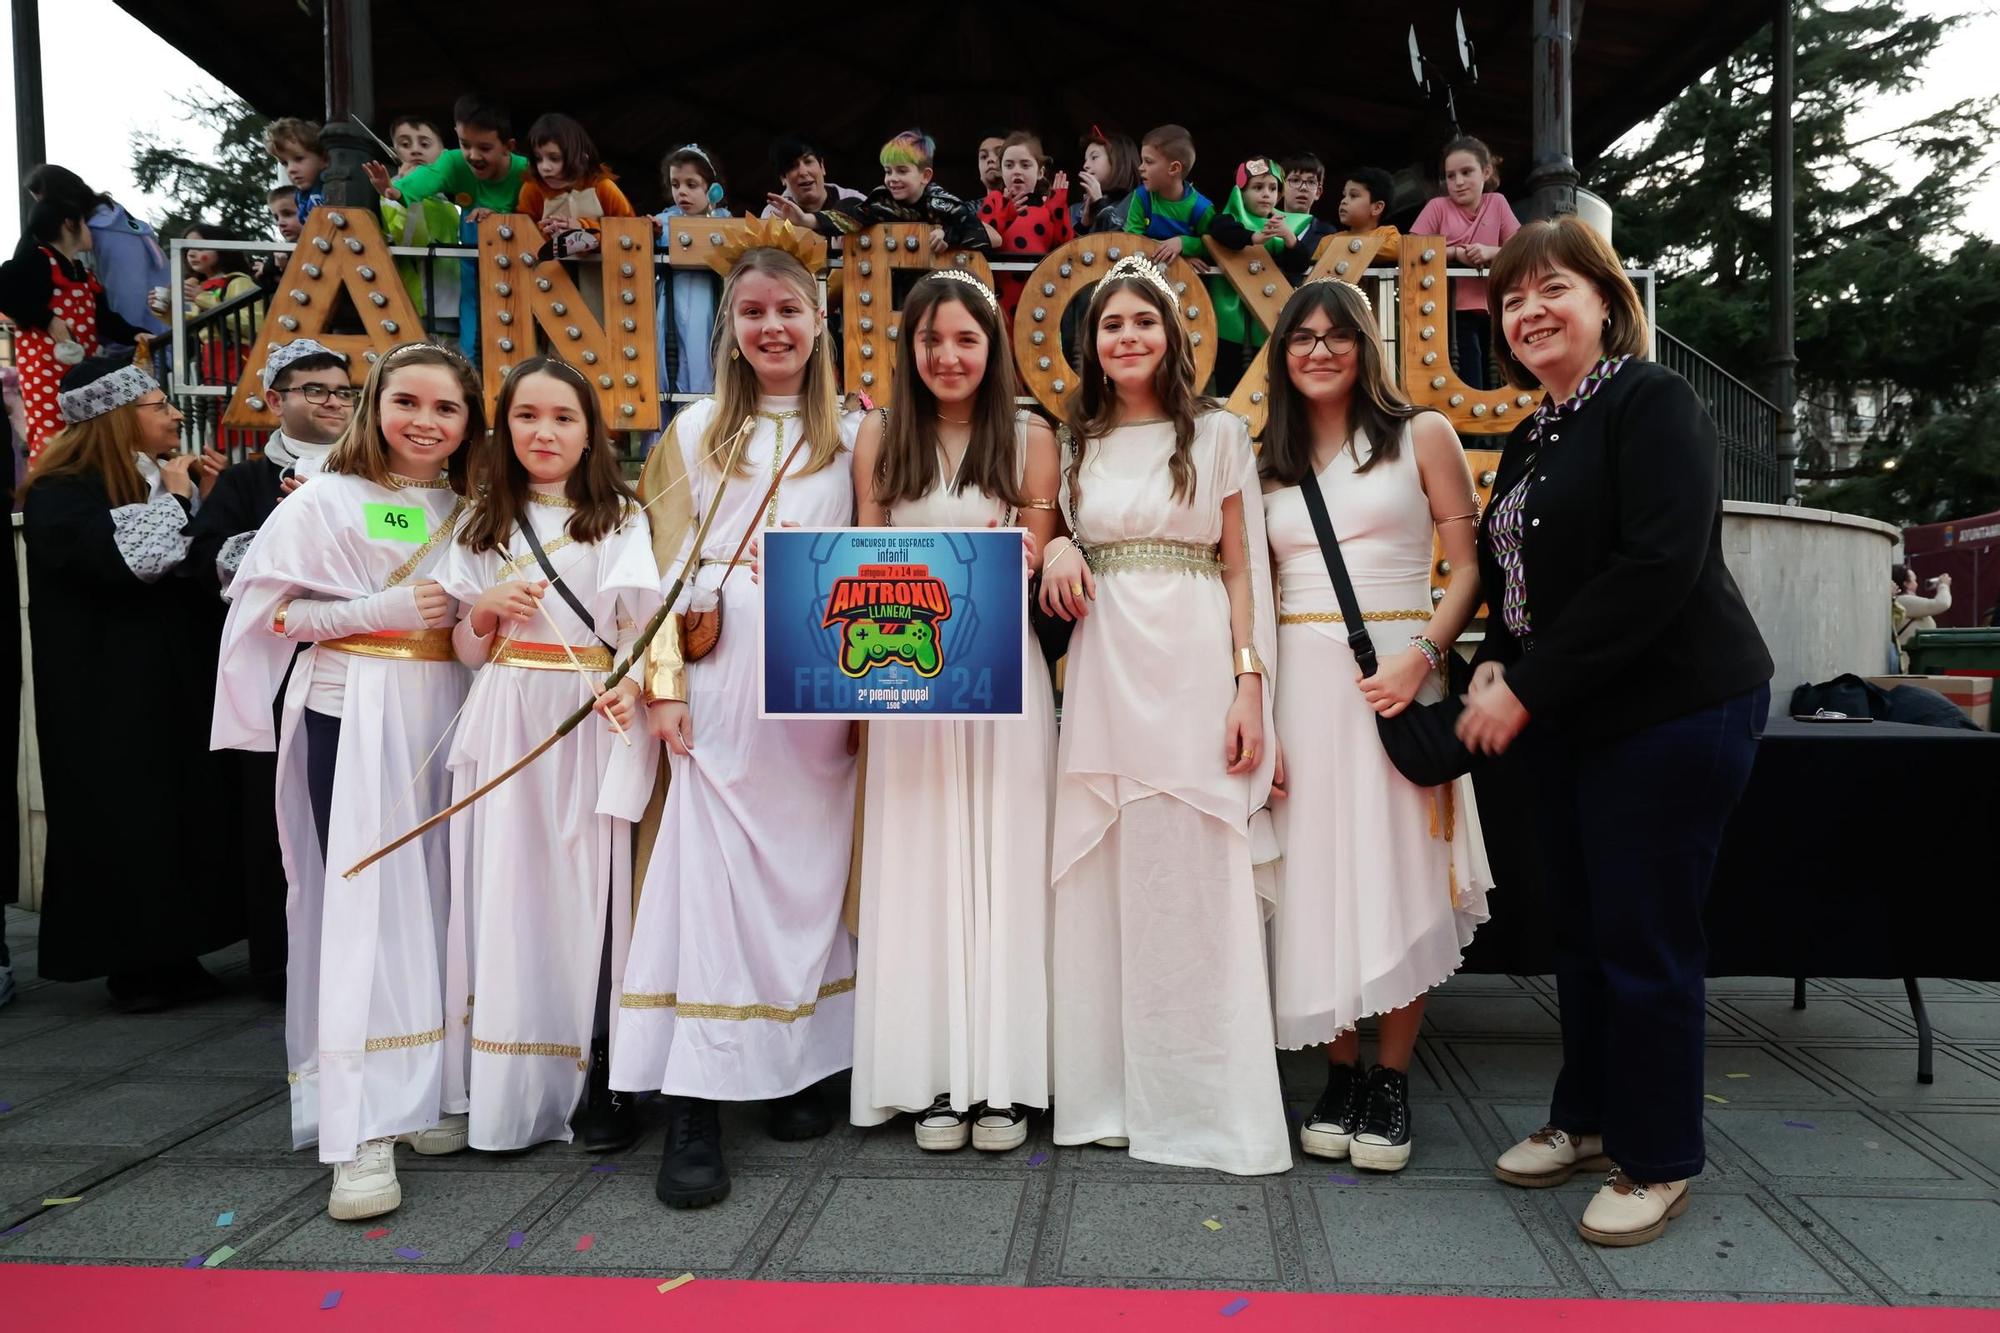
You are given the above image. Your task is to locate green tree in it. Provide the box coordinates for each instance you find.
[1591,1,2000,525]
[130,92,276,241]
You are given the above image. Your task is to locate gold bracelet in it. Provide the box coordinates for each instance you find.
[1234,645,1266,678]
[1020,498,1058,511]
[271,599,291,636]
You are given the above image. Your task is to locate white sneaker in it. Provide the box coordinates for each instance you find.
[1493,1124,1610,1188]
[399,1112,469,1156]
[1578,1171,1689,1247]
[913,1095,970,1152]
[971,1104,1029,1153]
[328,1137,401,1220]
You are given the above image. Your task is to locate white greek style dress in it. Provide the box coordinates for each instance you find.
[851,418,1056,1127]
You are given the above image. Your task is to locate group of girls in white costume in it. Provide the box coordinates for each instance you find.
[213,243,1494,1225]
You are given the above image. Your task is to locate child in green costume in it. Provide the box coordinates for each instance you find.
[1206,157,1337,393]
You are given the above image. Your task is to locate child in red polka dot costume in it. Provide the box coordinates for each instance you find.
[977,132,1072,322]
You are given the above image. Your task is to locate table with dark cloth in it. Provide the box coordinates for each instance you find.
[1463,717,2000,1080]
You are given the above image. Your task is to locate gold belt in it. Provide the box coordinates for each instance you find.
[1084,539,1222,578]
[320,628,456,662]
[491,640,614,672]
[1279,609,1431,625]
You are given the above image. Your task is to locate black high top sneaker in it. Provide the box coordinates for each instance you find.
[656,1096,729,1208]
[1349,1064,1413,1172]
[1299,1062,1368,1160]
[574,1037,639,1154]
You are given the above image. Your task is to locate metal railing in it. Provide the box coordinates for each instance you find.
[1654,329,1783,503]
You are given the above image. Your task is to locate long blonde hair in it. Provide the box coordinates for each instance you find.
[323,343,483,493]
[24,409,152,506]
[701,248,844,477]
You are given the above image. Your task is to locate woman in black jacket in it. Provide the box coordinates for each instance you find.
[1456,218,1772,1248]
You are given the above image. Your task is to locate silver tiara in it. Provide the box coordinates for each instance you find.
[1104,254,1180,312]
[924,268,999,314]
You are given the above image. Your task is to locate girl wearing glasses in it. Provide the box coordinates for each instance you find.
[1257,280,1491,1173]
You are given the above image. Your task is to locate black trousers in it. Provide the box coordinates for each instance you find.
[1528,683,1767,1181]
[304,709,341,858]
[1452,310,1492,390]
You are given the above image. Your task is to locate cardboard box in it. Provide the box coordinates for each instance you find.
[1865,674,1992,730]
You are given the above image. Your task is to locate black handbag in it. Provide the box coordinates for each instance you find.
[1297,469,1478,787]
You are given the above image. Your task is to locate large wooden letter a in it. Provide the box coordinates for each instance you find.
[224,208,424,427]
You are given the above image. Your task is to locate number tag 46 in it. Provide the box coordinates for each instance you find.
[364,503,428,543]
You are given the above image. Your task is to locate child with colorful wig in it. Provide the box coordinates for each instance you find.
[768,129,988,254]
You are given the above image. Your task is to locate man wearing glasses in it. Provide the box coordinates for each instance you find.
[186,338,357,1001]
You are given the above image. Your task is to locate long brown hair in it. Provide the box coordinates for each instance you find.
[1064,268,1208,510]
[701,248,845,478]
[875,274,1024,510]
[460,357,637,553]
[323,342,482,494]
[1486,217,1650,391]
[1258,280,1423,485]
[24,409,151,505]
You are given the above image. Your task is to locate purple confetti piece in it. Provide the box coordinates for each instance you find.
[0,1224,27,1237]
[1327,1174,1360,1185]
[1221,1297,1251,1317]
[589,1162,619,1174]
[506,1230,526,1249]
[393,1246,423,1260]
[0,1101,14,1113]
[1783,1119,1817,1130]
[1027,1151,1049,1167]
[182,1254,206,1268]
[320,1289,342,1310]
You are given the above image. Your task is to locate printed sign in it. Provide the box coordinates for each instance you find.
[759,527,1026,720]
[364,503,428,543]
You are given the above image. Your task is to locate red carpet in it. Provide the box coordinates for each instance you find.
[3,1265,1998,1330]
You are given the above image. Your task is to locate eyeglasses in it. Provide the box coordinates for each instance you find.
[1285,328,1359,358]
[285,384,362,405]
[134,399,178,414]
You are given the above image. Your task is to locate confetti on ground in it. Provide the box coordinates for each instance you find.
[2,1225,28,1237]
[575,1234,596,1252]
[0,1101,13,1113]
[1220,1297,1251,1317]
[204,1246,237,1268]
[1703,1094,1729,1104]
[506,1231,526,1250]
[1027,1151,1049,1167]
[1201,1218,1223,1232]
[363,1228,390,1241]
[656,1274,695,1294]
[1784,1120,1817,1130]
[181,1255,205,1269]
[1327,1174,1360,1186]
[320,1289,342,1310]
[1725,1073,1751,1080]
[41,1197,81,1205]
[393,1247,423,1261]
[590,1163,619,1174]
[215,1211,235,1227]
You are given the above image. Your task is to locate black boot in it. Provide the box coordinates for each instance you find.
[766,1082,833,1141]
[656,1096,729,1208]
[574,1039,639,1154]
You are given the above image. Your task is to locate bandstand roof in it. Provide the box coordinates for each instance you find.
[115,1,1766,216]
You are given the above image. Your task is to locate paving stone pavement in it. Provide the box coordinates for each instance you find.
[3,906,1998,1307]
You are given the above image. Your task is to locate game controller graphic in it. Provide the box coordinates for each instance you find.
[841,618,941,678]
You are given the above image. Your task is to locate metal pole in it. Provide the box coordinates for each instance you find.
[1768,0,1799,501]
[319,0,377,209]
[13,0,47,231]
[1524,0,1582,220]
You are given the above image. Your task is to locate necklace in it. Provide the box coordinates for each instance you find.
[935,412,972,426]
[758,409,800,527]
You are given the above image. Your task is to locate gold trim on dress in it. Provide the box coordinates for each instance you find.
[1279,609,1432,625]
[387,474,452,490]
[1084,539,1223,578]
[618,975,856,1023]
[527,492,577,509]
[497,533,576,580]
[321,628,457,662]
[470,1037,584,1060]
[364,1025,445,1053]
[490,642,615,672]
[384,495,468,588]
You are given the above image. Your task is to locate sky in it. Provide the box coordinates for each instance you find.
[1,0,1996,244]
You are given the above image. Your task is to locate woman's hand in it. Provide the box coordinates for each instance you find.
[158,454,196,499]
[1224,675,1265,776]
[648,699,694,756]
[1269,736,1287,799]
[1468,660,1506,697]
[749,520,801,586]
[471,579,544,636]
[196,445,227,498]
[1037,543,1094,621]
[46,316,71,346]
[1358,646,1433,718]
[1456,677,1530,756]
[593,677,641,732]
[766,194,810,227]
[987,518,1038,573]
[407,578,453,629]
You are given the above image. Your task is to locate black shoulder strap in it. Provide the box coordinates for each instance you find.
[1298,468,1379,678]
[517,516,613,652]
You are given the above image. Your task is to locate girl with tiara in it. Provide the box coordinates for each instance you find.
[1038,257,1288,1175]
[436,357,661,1156]
[614,248,859,1209]
[214,343,483,1221]
[848,269,1060,1153]
[1258,279,1490,1172]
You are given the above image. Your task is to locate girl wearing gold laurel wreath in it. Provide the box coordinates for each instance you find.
[213,344,482,1222]
[1037,257,1288,1175]
[847,270,1060,1154]
[612,246,859,1209]
[434,358,661,1157]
